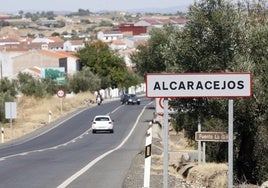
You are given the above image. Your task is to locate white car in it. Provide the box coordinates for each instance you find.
[92,115,114,133]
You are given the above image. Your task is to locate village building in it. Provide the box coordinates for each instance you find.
[97,30,124,42]
[1,50,79,79]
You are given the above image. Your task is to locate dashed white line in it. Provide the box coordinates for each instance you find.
[57,104,149,188]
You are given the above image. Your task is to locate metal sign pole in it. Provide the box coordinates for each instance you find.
[228,99,233,188]
[60,98,63,114]
[198,117,201,165]
[9,102,13,139]
[163,98,169,188]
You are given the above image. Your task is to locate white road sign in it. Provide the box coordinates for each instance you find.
[57,89,65,98]
[146,73,252,98]
[5,102,17,119]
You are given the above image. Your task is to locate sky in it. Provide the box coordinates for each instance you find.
[0,0,195,13]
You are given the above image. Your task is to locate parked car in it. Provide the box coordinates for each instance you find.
[91,115,114,133]
[121,94,140,105]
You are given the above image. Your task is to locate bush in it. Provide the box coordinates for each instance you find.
[68,67,101,93]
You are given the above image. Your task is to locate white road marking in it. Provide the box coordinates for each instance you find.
[0,103,124,162]
[57,104,149,188]
[0,129,91,161]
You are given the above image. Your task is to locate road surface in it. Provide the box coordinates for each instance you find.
[0,97,154,188]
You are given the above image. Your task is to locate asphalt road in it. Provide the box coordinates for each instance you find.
[0,96,155,188]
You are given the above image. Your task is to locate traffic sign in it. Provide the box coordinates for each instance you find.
[195,132,228,142]
[146,72,252,98]
[57,89,65,98]
[5,102,17,119]
[155,98,174,115]
[146,72,252,188]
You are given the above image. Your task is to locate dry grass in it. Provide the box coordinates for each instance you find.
[187,163,228,188]
[2,92,96,142]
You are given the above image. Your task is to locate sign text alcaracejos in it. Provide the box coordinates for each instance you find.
[146,73,252,98]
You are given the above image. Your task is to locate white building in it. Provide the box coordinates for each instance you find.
[63,40,85,52]
[97,31,124,42]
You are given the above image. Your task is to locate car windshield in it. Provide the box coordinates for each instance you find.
[129,94,136,98]
[95,117,110,121]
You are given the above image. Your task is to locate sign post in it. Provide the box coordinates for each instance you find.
[163,98,169,188]
[5,102,17,139]
[57,89,65,114]
[198,117,201,165]
[146,72,252,188]
[228,99,234,188]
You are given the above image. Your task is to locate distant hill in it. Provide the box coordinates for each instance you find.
[0,5,190,15]
[97,6,190,14]
[124,5,190,14]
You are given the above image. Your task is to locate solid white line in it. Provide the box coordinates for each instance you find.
[57,104,149,188]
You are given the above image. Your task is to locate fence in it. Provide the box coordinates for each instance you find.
[98,83,146,99]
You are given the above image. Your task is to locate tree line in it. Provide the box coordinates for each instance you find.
[131,0,267,185]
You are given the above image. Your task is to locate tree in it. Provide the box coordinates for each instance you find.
[0,78,16,123]
[172,0,268,184]
[134,0,268,184]
[177,0,239,72]
[131,26,172,78]
[232,2,268,182]
[76,40,128,89]
[68,67,101,93]
[0,78,17,97]
[16,72,58,98]
[122,70,143,90]
[0,92,15,123]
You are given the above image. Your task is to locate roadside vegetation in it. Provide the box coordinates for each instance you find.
[0,40,142,122]
[0,0,267,186]
[131,0,268,185]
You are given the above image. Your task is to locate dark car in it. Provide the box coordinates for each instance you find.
[121,94,140,105]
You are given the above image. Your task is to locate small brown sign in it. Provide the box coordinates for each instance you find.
[195,132,228,142]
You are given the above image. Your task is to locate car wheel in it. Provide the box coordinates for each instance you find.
[92,130,96,134]
[137,102,140,105]
[110,129,114,133]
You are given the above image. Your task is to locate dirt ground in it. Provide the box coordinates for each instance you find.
[123,123,230,188]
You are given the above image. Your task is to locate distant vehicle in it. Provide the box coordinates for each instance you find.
[96,92,103,105]
[91,115,114,133]
[121,94,140,105]
[96,95,102,105]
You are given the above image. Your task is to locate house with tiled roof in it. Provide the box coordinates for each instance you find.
[56,51,80,76]
[110,39,127,50]
[21,66,41,79]
[12,50,80,78]
[29,36,64,51]
[0,36,21,46]
[135,17,187,29]
[63,40,85,52]
[124,35,150,48]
